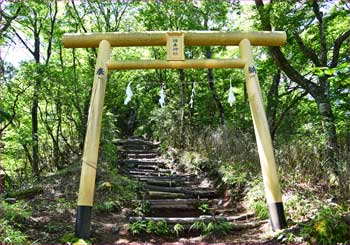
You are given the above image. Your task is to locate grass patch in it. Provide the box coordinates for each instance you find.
[244,180,269,220]
[1,220,29,244]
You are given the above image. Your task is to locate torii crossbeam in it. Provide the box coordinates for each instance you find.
[62,31,288,239]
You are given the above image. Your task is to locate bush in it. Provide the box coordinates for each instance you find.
[244,180,269,220]
[179,151,209,174]
[95,168,140,212]
[300,205,350,244]
[284,193,319,222]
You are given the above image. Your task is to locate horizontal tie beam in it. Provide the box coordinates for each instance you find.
[62,31,286,48]
[107,59,246,70]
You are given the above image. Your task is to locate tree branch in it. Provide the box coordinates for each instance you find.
[255,0,321,97]
[275,91,308,132]
[115,2,129,31]
[0,84,31,134]
[293,32,321,67]
[330,29,350,68]
[312,0,327,65]
[71,0,88,33]
[11,27,35,57]
[1,5,22,33]
[45,0,58,65]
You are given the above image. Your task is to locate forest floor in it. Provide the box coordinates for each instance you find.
[5,161,275,244]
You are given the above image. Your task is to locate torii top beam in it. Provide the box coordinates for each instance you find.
[62,31,286,48]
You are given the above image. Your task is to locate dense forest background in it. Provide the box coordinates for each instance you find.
[1,0,350,244]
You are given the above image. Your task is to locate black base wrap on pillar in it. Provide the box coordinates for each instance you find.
[268,202,287,231]
[75,206,92,239]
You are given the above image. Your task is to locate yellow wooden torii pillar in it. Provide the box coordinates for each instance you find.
[62,31,288,238]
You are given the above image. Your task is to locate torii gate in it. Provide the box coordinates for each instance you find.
[62,31,288,238]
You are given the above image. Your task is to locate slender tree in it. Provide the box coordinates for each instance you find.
[5,1,58,175]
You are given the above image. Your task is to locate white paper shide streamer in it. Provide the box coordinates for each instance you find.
[159,84,165,107]
[189,82,196,108]
[228,78,236,107]
[124,82,133,105]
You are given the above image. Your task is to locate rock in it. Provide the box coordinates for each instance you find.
[121,207,132,217]
[5,198,17,204]
[115,238,129,244]
[118,224,129,236]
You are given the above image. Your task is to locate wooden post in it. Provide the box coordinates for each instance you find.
[239,39,287,231]
[75,40,111,238]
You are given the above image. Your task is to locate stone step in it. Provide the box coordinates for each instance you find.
[129,213,256,224]
[135,165,163,171]
[131,175,193,181]
[143,184,217,198]
[121,159,165,165]
[126,169,174,176]
[144,191,186,199]
[115,138,159,145]
[144,190,216,199]
[126,153,158,159]
[147,198,213,209]
[122,163,167,169]
[119,144,157,151]
[120,149,159,154]
[138,179,195,187]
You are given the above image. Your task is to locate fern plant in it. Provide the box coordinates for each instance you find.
[173,223,184,236]
[190,220,233,235]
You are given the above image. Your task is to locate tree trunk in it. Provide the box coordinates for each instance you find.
[31,79,40,175]
[206,48,225,125]
[266,72,280,140]
[316,96,339,172]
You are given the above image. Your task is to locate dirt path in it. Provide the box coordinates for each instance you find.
[13,138,272,244]
[108,137,270,244]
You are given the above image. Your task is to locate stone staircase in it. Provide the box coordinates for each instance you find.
[116,137,262,240]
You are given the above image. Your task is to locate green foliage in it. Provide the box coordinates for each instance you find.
[300,206,350,244]
[179,151,209,174]
[0,220,29,245]
[173,223,184,236]
[60,233,77,243]
[190,220,233,235]
[251,201,269,220]
[189,220,206,232]
[284,193,319,221]
[198,203,210,214]
[129,220,171,236]
[95,168,139,210]
[131,201,151,216]
[95,200,121,213]
[220,163,248,187]
[2,200,32,222]
[279,205,350,244]
[1,200,32,244]
[244,180,269,220]
[72,238,89,245]
[129,220,148,235]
